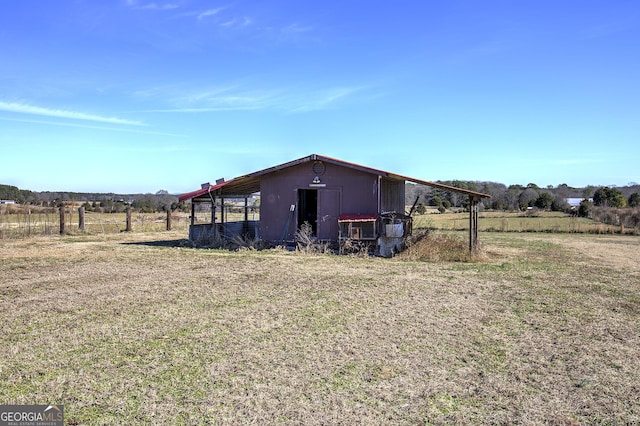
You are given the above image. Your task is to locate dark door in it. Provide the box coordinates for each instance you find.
[297,189,318,235]
[317,189,341,241]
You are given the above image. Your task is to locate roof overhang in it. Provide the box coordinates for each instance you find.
[179,154,491,202]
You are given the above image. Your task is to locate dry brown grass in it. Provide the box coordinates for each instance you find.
[1,231,639,424]
[400,231,478,262]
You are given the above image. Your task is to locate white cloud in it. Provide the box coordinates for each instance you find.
[0,117,185,137]
[0,101,145,126]
[142,3,180,11]
[131,83,371,114]
[220,17,252,28]
[126,0,180,10]
[288,86,368,112]
[198,8,224,20]
[282,23,314,34]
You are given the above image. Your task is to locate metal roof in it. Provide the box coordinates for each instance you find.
[179,154,491,202]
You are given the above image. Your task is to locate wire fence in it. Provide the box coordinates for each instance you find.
[3,207,637,239]
[0,209,191,239]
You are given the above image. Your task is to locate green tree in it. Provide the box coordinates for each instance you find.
[593,188,606,206]
[578,199,592,217]
[0,184,34,204]
[551,195,570,212]
[610,192,627,208]
[415,202,426,215]
[534,192,554,210]
[491,198,507,210]
[594,187,627,208]
[503,185,523,210]
[629,193,640,207]
[519,188,539,210]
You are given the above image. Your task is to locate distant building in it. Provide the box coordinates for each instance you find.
[0,200,16,205]
[565,198,592,208]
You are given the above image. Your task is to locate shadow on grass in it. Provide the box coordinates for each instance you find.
[121,239,192,248]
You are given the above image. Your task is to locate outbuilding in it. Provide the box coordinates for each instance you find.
[179,154,490,252]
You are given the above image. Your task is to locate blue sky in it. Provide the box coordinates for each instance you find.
[1,0,639,193]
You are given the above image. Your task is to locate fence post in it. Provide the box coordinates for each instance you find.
[166,210,172,231]
[78,206,85,231]
[59,206,65,234]
[126,208,132,232]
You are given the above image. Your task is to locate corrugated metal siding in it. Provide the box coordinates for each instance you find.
[380,178,405,213]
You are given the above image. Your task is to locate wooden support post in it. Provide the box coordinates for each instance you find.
[59,206,65,235]
[166,209,172,231]
[243,197,249,235]
[78,206,85,231]
[221,198,225,224]
[211,198,216,224]
[126,208,132,232]
[191,202,195,226]
[468,196,479,252]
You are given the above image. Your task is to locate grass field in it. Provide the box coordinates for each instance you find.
[414,210,631,234]
[1,231,639,424]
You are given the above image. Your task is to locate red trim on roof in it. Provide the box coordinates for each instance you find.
[338,213,379,222]
[178,179,233,202]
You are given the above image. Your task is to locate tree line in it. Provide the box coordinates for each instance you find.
[405,181,640,215]
[0,185,188,213]
[3,181,639,216]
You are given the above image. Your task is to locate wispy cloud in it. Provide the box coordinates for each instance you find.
[281,23,314,35]
[197,8,224,21]
[0,116,186,137]
[0,101,145,126]
[289,86,367,113]
[124,144,191,153]
[126,0,180,11]
[141,3,180,11]
[179,86,281,109]
[131,83,372,114]
[583,18,637,39]
[220,17,252,28]
[175,7,226,21]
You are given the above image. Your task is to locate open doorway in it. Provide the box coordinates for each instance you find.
[297,189,317,235]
